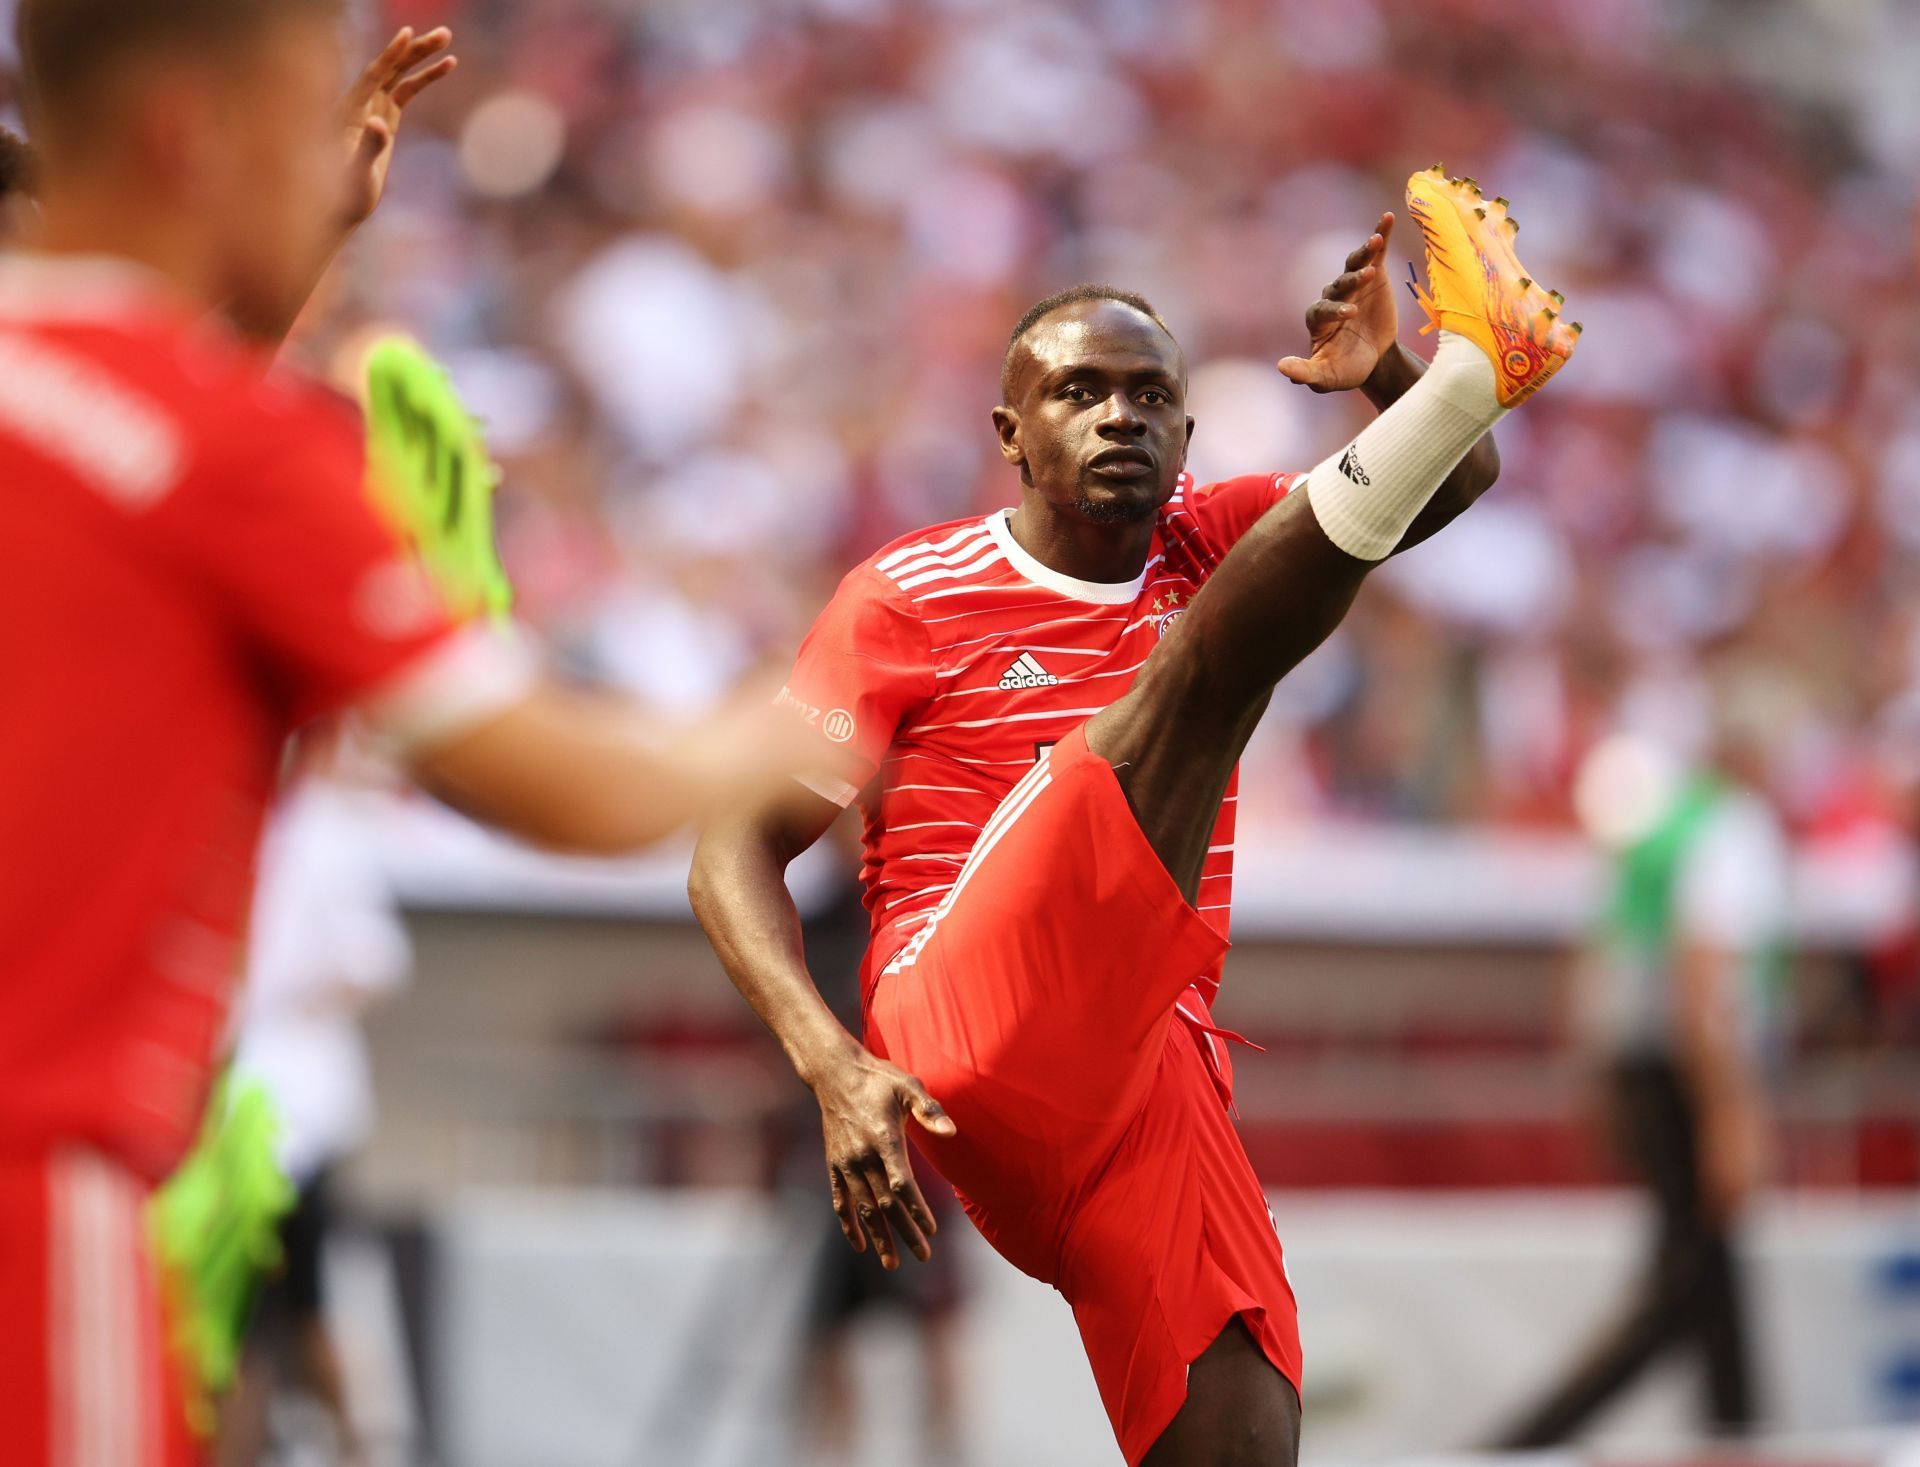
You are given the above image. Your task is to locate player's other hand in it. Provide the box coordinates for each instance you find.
[1277,211,1400,394]
[338,27,459,230]
[811,1047,956,1270]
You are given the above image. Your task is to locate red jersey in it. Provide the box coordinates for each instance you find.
[0,259,488,1179]
[780,470,1297,1064]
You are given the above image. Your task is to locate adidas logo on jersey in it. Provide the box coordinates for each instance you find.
[998,653,1059,689]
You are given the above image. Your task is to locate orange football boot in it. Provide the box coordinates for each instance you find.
[1403,165,1580,408]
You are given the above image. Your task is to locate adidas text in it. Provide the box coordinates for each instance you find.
[998,653,1059,689]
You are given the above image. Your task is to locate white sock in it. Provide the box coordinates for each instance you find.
[1304,330,1506,561]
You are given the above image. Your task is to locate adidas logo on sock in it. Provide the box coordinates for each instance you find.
[1338,446,1371,486]
[998,652,1059,689]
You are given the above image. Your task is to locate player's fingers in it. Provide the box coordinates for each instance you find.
[876,1138,939,1245]
[393,56,459,109]
[389,29,454,90]
[827,1166,863,1251]
[1342,233,1384,272]
[840,1165,899,1269]
[398,26,455,68]
[861,1157,928,1264]
[1305,299,1359,334]
[1323,265,1376,300]
[902,1078,956,1138]
[1376,210,1396,246]
[1275,355,1330,388]
[355,27,413,98]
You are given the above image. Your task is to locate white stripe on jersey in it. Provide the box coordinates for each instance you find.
[923,596,1076,626]
[914,579,1069,604]
[936,607,1163,654]
[884,881,954,912]
[933,618,1132,662]
[876,521,990,573]
[896,547,1007,591]
[895,751,1043,767]
[902,704,1107,736]
[883,533,997,584]
[886,757,1055,975]
[1159,512,1214,568]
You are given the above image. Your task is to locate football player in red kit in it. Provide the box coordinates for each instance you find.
[0,2,822,1460]
[692,181,1578,1461]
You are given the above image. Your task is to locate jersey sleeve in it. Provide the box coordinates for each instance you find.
[158,383,526,738]
[778,565,935,807]
[1183,471,1302,553]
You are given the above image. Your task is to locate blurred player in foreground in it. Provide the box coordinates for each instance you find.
[693,177,1579,1462]
[1495,683,1784,1446]
[0,2,824,1461]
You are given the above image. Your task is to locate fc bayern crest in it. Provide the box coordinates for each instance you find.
[1151,587,1189,638]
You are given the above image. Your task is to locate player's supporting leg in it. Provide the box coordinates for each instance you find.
[1084,171,1579,1463]
[1141,1320,1303,1467]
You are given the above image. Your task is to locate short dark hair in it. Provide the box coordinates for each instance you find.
[1001,284,1177,401]
[0,128,37,203]
[16,0,341,140]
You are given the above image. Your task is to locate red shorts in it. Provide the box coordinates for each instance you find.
[866,727,1302,1465]
[0,1149,198,1467]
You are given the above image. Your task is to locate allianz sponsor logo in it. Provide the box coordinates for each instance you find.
[776,686,857,743]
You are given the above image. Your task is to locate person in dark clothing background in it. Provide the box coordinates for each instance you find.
[1497,674,1787,1447]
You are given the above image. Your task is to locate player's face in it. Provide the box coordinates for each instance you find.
[997,302,1195,527]
[203,11,346,327]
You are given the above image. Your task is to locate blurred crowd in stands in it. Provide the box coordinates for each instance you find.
[15,0,1920,845]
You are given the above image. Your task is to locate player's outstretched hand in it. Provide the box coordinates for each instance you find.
[1277,211,1400,394]
[813,1049,956,1270]
[338,27,459,230]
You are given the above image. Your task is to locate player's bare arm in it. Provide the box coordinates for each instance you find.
[690,794,956,1271]
[230,26,457,346]
[1278,210,1501,553]
[401,681,831,856]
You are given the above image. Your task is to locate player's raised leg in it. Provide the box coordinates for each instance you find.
[1083,169,1577,1466]
[1088,168,1580,901]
